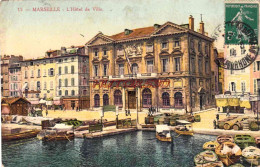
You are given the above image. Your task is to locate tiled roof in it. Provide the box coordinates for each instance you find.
[109,26,155,41]
[46,50,58,53]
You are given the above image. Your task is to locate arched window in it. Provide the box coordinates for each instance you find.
[142,88,152,108]
[162,92,170,107]
[174,92,183,108]
[71,66,75,74]
[103,94,109,106]
[71,90,75,96]
[65,90,68,96]
[132,63,138,74]
[114,90,122,107]
[94,94,100,107]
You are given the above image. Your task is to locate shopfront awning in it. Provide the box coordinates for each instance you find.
[216,98,228,107]
[228,98,240,106]
[240,100,251,109]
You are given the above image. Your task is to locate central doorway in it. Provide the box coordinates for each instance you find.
[128,91,136,109]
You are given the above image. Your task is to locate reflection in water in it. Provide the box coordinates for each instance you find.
[2,131,251,167]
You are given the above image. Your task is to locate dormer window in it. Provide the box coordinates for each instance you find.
[162,41,168,49]
[124,29,132,35]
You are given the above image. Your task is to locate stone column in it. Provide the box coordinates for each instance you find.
[122,88,125,111]
[137,87,141,112]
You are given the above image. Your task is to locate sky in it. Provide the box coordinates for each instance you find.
[0,0,225,59]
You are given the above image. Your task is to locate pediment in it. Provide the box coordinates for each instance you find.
[144,53,154,59]
[116,57,125,62]
[153,22,187,35]
[92,58,100,63]
[172,48,182,55]
[86,32,114,46]
[101,57,109,62]
[159,51,170,56]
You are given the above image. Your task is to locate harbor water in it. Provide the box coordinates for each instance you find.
[2,131,250,167]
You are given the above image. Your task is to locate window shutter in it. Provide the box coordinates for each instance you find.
[254,79,257,94]
[166,59,169,72]
[254,62,256,72]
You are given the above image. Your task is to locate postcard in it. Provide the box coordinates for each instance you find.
[0,0,259,166]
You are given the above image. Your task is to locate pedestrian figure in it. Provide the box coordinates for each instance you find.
[190,108,193,116]
[128,109,131,116]
[216,114,219,121]
[46,110,48,116]
[125,109,128,116]
[213,120,217,129]
[226,108,230,117]
[76,107,78,111]
[253,109,256,115]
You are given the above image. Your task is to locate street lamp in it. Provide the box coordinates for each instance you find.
[116,106,119,129]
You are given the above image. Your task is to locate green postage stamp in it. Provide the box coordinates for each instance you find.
[225,3,258,45]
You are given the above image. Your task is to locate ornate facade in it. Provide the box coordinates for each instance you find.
[86,16,216,112]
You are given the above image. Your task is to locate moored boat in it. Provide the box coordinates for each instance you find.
[2,129,40,141]
[217,135,234,144]
[203,141,220,151]
[229,164,245,167]
[242,146,260,166]
[255,136,260,148]
[174,120,194,136]
[155,125,172,142]
[195,161,223,167]
[194,150,219,165]
[234,134,256,149]
[37,130,74,141]
[215,142,242,166]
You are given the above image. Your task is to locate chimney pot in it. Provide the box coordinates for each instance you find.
[189,15,194,30]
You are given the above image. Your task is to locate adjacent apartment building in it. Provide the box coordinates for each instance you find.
[86,16,217,113]
[20,46,90,110]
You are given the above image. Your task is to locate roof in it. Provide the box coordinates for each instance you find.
[109,26,155,41]
[46,50,58,53]
[1,97,31,105]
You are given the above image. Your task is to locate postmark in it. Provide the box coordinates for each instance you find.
[225,3,258,45]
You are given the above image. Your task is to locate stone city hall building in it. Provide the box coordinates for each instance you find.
[86,16,217,112]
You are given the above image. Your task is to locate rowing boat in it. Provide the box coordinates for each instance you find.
[217,135,234,144]
[242,146,260,166]
[2,129,40,141]
[195,161,223,167]
[37,130,74,141]
[194,150,219,165]
[215,142,242,166]
[234,134,256,150]
[155,125,172,142]
[203,141,220,151]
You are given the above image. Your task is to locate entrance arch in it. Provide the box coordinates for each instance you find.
[142,88,152,108]
[174,92,183,108]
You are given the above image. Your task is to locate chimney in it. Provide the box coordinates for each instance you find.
[61,47,66,55]
[124,29,132,35]
[189,15,194,30]
[199,21,204,35]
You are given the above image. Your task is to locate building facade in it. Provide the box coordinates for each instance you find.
[1,55,23,97]
[20,46,90,110]
[86,16,216,112]
[9,63,22,97]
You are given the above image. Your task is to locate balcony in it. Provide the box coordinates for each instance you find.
[109,73,158,80]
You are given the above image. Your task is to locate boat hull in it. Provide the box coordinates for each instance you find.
[195,161,224,167]
[156,133,172,142]
[174,128,193,136]
[2,129,40,141]
[218,155,240,166]
[41,133,75,141]
[203,141,220,151]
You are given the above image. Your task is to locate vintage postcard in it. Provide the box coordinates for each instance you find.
[0,0,259,166]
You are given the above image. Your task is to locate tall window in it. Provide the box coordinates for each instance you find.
[162,59,168,72]
[31,70,34,77]
[198,58,202,73]
[65,66,68,74]
[65,79,68,87]
[94,94,100,107]
[103,64,108,76]
[94,65,99,76]
[83,78,87,85]
[49,68,54,76]
[119,64,124,75]
[114,90,122,106]
[241,82,246,92]
[25,71,28,78]
[65,90,68,96]
[230,82,236,92]
[37,69,41,77]
[94,50,98,57]
[31,82,34,90]
[59,90,62,96]
[198,42,201,52]
[205,60,209,74]
[132,63,138,74]
[59,67,62,75]
[37,81,40,90]
[71,90,75,96]
[147,60,153,73]
[50,81,53,89]
[162,92,170,107]
[257,61,260,71]
[71,78,75,86]
[142,88,152,108]
[44,69,47,76]
[44,82,47,89]
[174,41,180,47]
[71,66,74,74]
[205,45,208,54]
[103,94,109,106]
[191,58,195,72]
[174,57,180,71]
[174,92,183,108]
[103,50,107,56]
[59,79,62,87]
[161,41,168,49]
[146,44,153,53]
